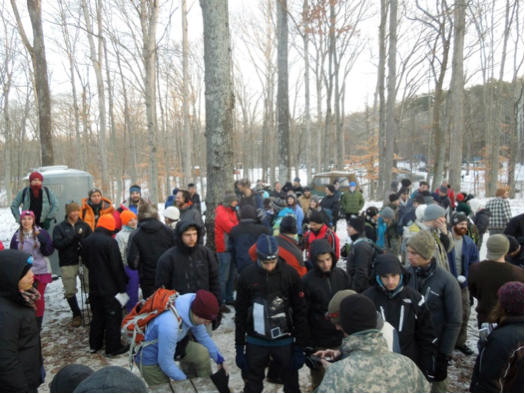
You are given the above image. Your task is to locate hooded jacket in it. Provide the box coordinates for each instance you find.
[155,221,220,303]
[214,204,239,253]
[0,250,43,392]
[127,217,174,281]
[53,217,93,267]
[407,260,462,357]
[10,226,54,275]
[80,197,121,232]
[304,224,340,261]
[302,240,352,348]
[81,228,128,296]
[118,196,150,216]
[179,203,204,228]
[136,293,224,381]
[345,233,375,293]
[474,209,492,237]
[320,193,341,225]
[363,255,437,380]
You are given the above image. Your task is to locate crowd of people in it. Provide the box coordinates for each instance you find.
[0,172,523,393]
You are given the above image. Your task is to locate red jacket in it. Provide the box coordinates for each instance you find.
[304,225,340,261]
[214,204,239,253]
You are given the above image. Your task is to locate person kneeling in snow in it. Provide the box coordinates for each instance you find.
[136,290,226,386]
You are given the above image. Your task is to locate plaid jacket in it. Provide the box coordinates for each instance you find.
[485,197,512,229]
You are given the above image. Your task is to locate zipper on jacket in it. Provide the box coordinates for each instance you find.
[380,306,386,322]
[399,305,405,332]
[325,276,332,295]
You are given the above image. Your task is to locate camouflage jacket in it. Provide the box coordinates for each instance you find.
[316,330,430,393]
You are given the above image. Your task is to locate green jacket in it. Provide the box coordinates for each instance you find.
[341,191,364,214]
[316,330,430,393]
[10,186,59,226]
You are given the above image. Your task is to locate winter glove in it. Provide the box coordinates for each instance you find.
[290,346,305,370]
[235,345,249,371]
[36,233,47,246]
[433,353,450,382]
[212,311,223,331]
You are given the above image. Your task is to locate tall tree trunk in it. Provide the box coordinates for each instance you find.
[448,0,466,192]
[376,0,387,198]
[182,0,192,186]
[277,0,291,183]
[200,0,235,250]
[303,0,312,182]
[3,59,12,204]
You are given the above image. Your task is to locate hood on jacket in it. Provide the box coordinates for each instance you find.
[0,249,33,301]
[50,364,94,393]
[137,217,168,234]
[310,239,337,275]
[73,366,147,393]
[240,204,257,220]
[174,220,204,249]
[371,254,410,296]
[137,203,159,221]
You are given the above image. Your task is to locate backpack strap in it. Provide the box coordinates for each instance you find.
[22,186,50,202]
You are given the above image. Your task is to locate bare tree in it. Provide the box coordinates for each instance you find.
[182,0,192,185]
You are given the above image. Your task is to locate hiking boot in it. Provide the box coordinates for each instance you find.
[72,315,82,328]
[455,344,474,355]
[220,304,232,314]
[226,301,236,307]
[105,344,130,358]
[89,348,100,354]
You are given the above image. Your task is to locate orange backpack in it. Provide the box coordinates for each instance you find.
[122,288,182,369]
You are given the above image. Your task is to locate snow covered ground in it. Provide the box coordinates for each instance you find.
[0,197,523,393]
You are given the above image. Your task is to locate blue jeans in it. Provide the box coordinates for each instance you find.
[218,251,235,304]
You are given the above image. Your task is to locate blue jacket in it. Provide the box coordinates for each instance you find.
[136,293,223,381]
[397,207,416,236]
[447,234,479,288]
[377,217,387,248]
[292,205,304,235]
[228,219,271,274]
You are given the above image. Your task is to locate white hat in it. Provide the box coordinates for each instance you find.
[164,206,180,221]
[415,204,427,221]
[468,198,483,214]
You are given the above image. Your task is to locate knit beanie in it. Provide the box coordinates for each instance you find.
[240,204,257,220]
[223,190,237,206]
[468,198,482,214]
[129,184,141,195]
[456,203,471,216]
[311,195,320,204]
[73,366,147,393]
[495,188,507,197]
[389,193,399,203]
[66,202,80,216]
[164,206,180,222]
[349,181,356,187]
[456,193,465,202]
[406,230,435,260]
[96,214,116,232]
[309,210,324,224]
[506,235,520,255]
[366,206,379,217]
[339,294,378,336]
[424,205,446,221]
[88,188,102,199]
[486,234,510,260]
[256,234,279,261]
[415,204,427,221]
[423,195,435,205]
[374,254,403,276]
[401,179,412,188]
[347,217,365,233]
[497,282,524,316]
[50,364,94,393]
[381,206,395,219]
[191,290,219,321]
[413,194,425,205]
[294,177,301,183]
[271,198,287,213]
[120,210,137,226]
[451,212,468,226]
[327,290,356,325]
[29,172,44,182]
[390,180,399,190]
[280,215,298,235]
[326,185,336,194]
[439,185,448,194]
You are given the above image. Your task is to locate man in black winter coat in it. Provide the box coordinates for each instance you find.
[127,203,174,299]
[0,250,43,392]
[81,214,129,356]
[320,185,340,229]
[302,239,352,389]
[406,231,462,392]
[342,217,375,293]
[363,254,437,382]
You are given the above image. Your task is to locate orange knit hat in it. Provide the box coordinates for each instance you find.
[120,210,137,226]
[97,214,116,231]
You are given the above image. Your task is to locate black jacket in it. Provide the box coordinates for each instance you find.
[470,317,524,393]
[474,209,492,237]
[302,240,351,348]
[235,259,309,347]
[190,193,202,213]
[345,233,375,293]
[363,255,437,380]
[364,219,378,242]
[127,218,174,281]
[155,220,220,303]
[52,217,92,267]
[81,228,128,296]
[504,213,524,241]
[407,260,462,357]
[320,194,340,224]
[228,218,271,274]
[0,250,42,392]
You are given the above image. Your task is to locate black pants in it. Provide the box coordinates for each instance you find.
[140,278,156,300]
[243,343,300,393]
[89,294,122,354]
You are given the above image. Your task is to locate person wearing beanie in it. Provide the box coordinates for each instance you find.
[376,206,399,255]
[235,234,310,393]
[303,195,331,231]
[468,234,524,328]
[114,210,139,313]
[363,254,437,382]
[470,282,524,393]
[504,234,523,268]
[315,293,429,393]
[116,184,149,217]
[237,178,264,211]
[455,202,483,249]
[72,366,147,393]
[187,183,202,213]
[214,191,240,313]
[409,181,429,202]
[321,185,341,231]
[301,239,352,389]
[445,212,480,355]
[362,206,380,242]
[0,250,45,392]
[175,189,205,230]
[341,180,364,222]
[80,214,129,357]
[270,181,282,199]
[298,186,312,217]
[485,186,512,235]
[80,188,121,231]
[468,198,491,248]
[384,179,400,206]
[53,201,93,327]
[435,180,456,210]
[292,177,304,197]
[10,171,59,229]
[50,364,94,393]
[163,206,180,229]
[401,178,412,190]
[164,186,180,209]
[303,208,340,263]
[397,193,425,263]
[504,213,524,266]
[127,204,175,299]
[134,290,225,386]
[406,231,462,391]
[286,194,305,236]
[341,217,375,293]
[418,205,454,273]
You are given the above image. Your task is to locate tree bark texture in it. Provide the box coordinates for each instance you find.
[384,0,397,194]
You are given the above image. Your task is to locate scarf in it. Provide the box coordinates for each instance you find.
[30,184,42,199]
[19,286,41,310]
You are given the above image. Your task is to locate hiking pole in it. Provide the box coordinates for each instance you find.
[78,235,92,326]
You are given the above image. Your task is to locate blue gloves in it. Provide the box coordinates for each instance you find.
[235,345,249,371]
[290,346,305,370]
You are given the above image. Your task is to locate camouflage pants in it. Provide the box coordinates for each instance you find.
[431,378,448,393]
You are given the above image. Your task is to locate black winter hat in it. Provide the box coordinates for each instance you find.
[389,193,399,203]
[366,206,379,217]
[401,178,412,188]
[280,215,298,234]
[374,254,403,276]
[256,234,279,261]
[240,204,257,220]
[339,294,378,335]
[413,194,425,205]
[309,211,324,224]
[271,198,287,213]
[326,185,336,194]
[73,366,147,393]
[50,364,94,393]
[347,217,365,233]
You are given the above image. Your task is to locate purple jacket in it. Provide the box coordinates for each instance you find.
[10,227,54,275]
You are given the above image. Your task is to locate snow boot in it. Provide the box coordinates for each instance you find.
[67,296,82,327]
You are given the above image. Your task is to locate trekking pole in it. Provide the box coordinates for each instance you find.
[78,236,92,326]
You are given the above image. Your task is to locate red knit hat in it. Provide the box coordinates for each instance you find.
[456,193,465,202]
[29,172,43,182]
[96,214,116,231]
[191,290,219,321]
[497,282,524,315]
[120,210,137,226]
